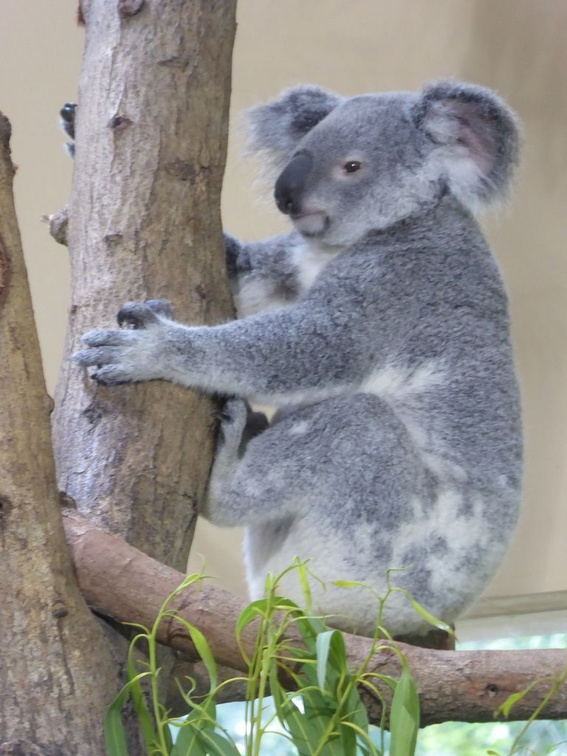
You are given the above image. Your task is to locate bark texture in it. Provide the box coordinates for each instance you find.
[52,0,236,571]
[64,509,567,727]
[0,115,121,754]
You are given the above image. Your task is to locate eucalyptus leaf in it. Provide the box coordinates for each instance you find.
[389,665,420,756]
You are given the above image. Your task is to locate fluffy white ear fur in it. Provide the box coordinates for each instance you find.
[414,80,520,211]
[246,85,343,172]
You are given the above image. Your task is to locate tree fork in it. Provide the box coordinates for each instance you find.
[64,509,567,728]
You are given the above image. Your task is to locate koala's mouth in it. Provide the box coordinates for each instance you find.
[292,211,328,236]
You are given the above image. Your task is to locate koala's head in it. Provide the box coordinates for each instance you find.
[247,80,520,247]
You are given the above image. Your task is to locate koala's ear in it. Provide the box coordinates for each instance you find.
[246,85,343,168]
[413,80,521,209]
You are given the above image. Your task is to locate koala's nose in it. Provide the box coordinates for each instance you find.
[274,152,313,215]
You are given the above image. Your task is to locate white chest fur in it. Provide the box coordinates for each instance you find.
[293,239,343,294]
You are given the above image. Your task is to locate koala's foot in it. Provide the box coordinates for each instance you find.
[216,398,269,458]
[73,300,176,386]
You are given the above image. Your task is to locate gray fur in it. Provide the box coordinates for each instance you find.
[74,80,523,638]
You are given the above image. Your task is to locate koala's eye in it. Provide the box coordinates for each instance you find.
[343,160,362,174]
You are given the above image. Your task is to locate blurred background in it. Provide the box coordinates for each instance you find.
[0,0,565,641]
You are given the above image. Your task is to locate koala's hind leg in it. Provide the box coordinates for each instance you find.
[204,398,270,525]
[215,397,269,458]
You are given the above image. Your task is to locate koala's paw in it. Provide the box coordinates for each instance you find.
[60,102,77,158]
[72,300,173,386]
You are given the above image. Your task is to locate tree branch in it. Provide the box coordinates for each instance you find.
[0,112,119,753]
[63,509,567,727]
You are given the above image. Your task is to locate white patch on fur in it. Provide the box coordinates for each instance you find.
[421,451,467,482]
[390,487,489,604]
[288,421,310,436]
[293,239,343,293]
[424,148,484,214]
[361,361,446,400]
[250,383,345,409]
[361,361,445,444]
[233,278,291,318]
[361,361,469,484]
[233,238,341,318]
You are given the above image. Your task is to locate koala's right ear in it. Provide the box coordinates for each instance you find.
[246,85,343,168]
[412,80,521,210]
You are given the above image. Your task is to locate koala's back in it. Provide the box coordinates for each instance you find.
[240,199,521,637]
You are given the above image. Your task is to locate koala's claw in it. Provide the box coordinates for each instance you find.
[89,369,132,387]
[145,299,173,318]
[60,102,77,137]
[213,407,233,423]
[117,301,163,329]
[218,398,249,427]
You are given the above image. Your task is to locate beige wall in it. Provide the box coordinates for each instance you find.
[1,1,566,621]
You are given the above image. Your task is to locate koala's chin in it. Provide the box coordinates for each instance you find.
[292,210,328,237]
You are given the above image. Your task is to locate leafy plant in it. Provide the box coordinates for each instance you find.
[488,663,567,756]
[104,562,427,755]
[104,562,565,756]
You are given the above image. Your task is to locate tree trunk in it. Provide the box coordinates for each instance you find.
[0,114,120,755]
[52,0,236,569]
[49,0,235,750]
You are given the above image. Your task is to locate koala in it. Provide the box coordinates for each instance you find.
[60,102,77,157]
[73,80,523,639]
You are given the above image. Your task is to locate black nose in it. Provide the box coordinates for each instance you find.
[274,152,313,215]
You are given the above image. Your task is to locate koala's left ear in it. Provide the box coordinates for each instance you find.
[412,80,521,209]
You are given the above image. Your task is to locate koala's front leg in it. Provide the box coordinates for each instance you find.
[74,297,363,402]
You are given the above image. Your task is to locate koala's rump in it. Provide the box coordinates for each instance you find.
[241,391,518,636]
[241,395,421,630]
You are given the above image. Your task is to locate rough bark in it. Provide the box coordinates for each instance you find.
[47,0,235,749]
[64,509,567,727]
[52,0,236,571]
[0,115,121,754]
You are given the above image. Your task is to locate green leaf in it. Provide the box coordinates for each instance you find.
[341,721,381,756]
[236,598,268,634]
[497,687,534,718]
[274,692,322,756]
[195,728,241,755]
[126,650,157,750]
[171,715,234,756]
[316,630,344,691]
[389,665,420,756]
[174,619,218,692]
[103,699,129,756]
[343,682,371,732]
[395,589,453,634]
[333,579,370,589]
[104,671,155,756]
[170,695,220,755]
